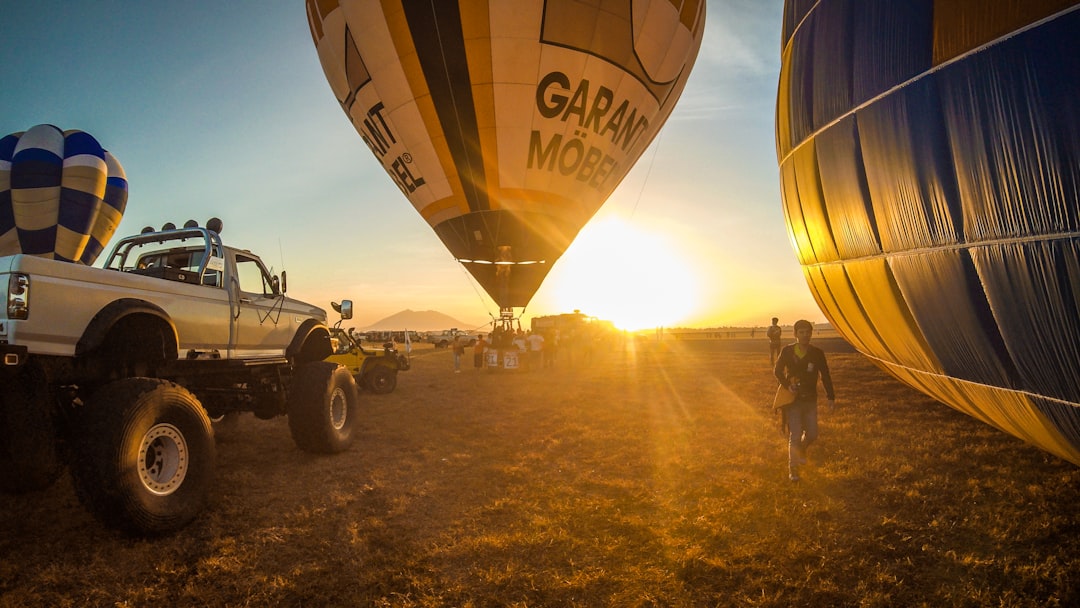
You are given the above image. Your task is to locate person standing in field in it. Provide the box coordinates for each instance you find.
[773,319,835,482]
[473,335,488,371]
[452,335,465,373]
[544,330,559,368]
[526,330,544,370]
[767,317,782,366]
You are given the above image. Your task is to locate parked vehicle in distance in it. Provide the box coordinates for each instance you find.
[425,329,482,348]
[364,329,421,345]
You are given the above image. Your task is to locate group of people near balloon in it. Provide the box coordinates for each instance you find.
[453,328,551,373]
[451,324,621,374]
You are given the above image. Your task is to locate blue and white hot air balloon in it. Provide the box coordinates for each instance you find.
[1,124,128,265]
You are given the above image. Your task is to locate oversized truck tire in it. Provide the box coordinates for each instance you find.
[287,362,360,454]
[69,378,216,535]
[365,365,397,394]
[0,366,63,493]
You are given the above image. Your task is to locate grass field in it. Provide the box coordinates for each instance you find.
[2,339,1078,607]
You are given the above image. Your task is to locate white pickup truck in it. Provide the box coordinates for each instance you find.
[0,222,359,535]
[426,329,481,348]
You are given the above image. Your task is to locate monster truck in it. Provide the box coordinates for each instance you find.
[0,221,360,535]
[325,301,410,394]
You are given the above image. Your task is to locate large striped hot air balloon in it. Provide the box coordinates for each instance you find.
[306,0,705,315]
[776,1,1080,464]
[0,124,128,265]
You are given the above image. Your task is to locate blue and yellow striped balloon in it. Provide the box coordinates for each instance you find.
[0,124,127,264]
[776,1,1080,465]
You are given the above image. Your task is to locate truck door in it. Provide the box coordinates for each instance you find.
[230,253,294,358]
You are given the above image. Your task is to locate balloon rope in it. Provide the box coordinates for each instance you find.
[628,129,664,219]
[456,258,499,319]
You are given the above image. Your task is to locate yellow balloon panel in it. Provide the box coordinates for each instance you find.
[307,0,706,307]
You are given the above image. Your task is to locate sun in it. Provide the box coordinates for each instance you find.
[541,216,699,331]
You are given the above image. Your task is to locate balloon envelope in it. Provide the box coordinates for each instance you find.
[776,1,1080,464]
[0,124,128,265]
[306,0,705,308]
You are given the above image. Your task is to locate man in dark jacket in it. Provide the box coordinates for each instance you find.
[773,319,836,482]
[767,317,782,365]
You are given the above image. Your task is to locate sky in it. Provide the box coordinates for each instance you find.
[1,0,825,332]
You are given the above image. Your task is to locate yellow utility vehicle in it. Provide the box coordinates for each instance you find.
[326,301,410,394]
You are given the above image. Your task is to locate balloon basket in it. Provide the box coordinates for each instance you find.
[485,348,523,371]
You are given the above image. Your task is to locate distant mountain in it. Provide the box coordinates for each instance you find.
[362,309,469,332]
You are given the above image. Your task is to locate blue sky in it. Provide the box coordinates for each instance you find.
[1,0,824,330]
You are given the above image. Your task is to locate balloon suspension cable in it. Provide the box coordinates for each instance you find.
[455,255,502,322]
[629,128,665,219]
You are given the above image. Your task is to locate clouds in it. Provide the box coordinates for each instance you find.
[697,0,782,77]
[671,1,783,122]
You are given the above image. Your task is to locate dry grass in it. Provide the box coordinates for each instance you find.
[2,339,1078,607]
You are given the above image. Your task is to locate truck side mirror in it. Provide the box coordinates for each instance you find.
[280,270,287,294]
[340,300,353,320]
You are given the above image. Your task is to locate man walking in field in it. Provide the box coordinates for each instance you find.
[773,319,836,482]
[767,317,782,366]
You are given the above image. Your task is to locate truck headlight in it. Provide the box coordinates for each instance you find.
[7,273,29,319]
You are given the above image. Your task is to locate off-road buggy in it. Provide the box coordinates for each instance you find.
[326,301,410,394]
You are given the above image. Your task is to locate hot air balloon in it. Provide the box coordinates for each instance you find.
[0,124,128,265]
[776,1,1080,465]
[306,0,705,322]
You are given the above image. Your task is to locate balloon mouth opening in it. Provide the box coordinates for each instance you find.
[457,259,546,266]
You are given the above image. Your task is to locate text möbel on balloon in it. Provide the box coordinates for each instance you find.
[307,0,705,309]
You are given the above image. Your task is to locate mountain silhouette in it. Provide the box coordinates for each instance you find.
[361,309,471,332]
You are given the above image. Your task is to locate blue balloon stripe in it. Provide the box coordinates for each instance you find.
[851,0,934,106]
[57,187,101,233]
[16,226,58,255]
[0,190,13,232]
[0,134,19,161]
[103,178,129,212]
[10,157,63,190]
[102,152,128,216]
[62,130,105,159]
[0,227,17,252]
[79,237,104,265]
[11,146,62,165]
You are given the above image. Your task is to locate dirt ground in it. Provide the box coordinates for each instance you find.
[2,338,1078,607]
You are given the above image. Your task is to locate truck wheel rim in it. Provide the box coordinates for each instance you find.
[329,387,348,430]
[138,423,188,496]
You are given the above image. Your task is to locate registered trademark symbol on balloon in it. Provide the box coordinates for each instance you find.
[401,152,413,163]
